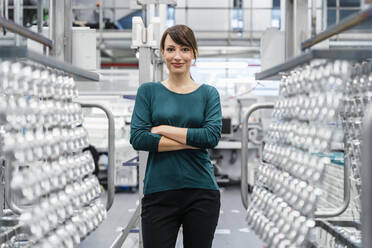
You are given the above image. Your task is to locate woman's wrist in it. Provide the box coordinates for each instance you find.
[157,125,166,136]
[151,125,166,135]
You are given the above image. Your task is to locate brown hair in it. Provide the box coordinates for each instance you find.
[160,25,198,59]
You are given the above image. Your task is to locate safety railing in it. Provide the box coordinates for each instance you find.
[302,5,372,50]
[314,158,350,218]
[241,102,274,209]
[80,103,116,211]
[4,160,23,215]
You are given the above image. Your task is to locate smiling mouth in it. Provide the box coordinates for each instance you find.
[172,63,184,67]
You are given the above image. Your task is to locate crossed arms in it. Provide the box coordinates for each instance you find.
[151,125,195,152]
[130,84,222,153]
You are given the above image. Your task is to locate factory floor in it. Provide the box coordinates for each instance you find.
[79,186,264,248]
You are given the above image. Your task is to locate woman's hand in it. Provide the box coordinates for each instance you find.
[151,125,164,135]
[151,125,188,145]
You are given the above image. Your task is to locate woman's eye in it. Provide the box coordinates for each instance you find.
[182,48,190,52]
[167,48,174,52]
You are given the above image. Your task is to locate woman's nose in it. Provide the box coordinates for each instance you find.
[174,50,182,59]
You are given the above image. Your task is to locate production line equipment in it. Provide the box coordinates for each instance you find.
[240,48,372,248]
[0,51,116,247]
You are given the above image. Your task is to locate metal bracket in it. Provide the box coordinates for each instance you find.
[241,102,274,209]
[80,103,116,211]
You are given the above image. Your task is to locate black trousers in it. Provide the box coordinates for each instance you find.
[141,188,220,248]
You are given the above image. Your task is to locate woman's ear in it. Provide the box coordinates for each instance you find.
[193,50,198,65]
[194,49,199,59]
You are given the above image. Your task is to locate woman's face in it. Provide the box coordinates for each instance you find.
[161,34,196,76]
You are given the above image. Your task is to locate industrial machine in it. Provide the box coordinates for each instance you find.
[240,4,372,247]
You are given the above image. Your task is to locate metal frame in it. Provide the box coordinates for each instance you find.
[4,160,23,215]
[301,5,372,51]
[80,103,115,211]
[241,102,274,209]
[314,220,361,248]
[0,223,24,244]
[110,206,140,248]
[239,101,351,217]
[314,157,350,218]
[255,48,372,80]
[0,15,52,48]
[362,103,372,248]
[0,46,99,81]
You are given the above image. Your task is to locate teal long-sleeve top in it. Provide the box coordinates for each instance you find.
[130,82,222,195]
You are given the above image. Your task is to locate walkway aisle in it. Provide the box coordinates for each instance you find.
[80,186,264,248]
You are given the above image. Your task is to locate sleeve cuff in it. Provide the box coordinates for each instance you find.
[151,133,162,152]
[186,128,196,147]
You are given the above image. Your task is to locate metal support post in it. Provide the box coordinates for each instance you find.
[113,0,116,22]
[241,103,274,209]
[49,0,72,62]
[336,0,340,24]
[293,0,308,56]
[64,0,72,63]
[155,59,164,82]
[50,0,65,60]
[362,104,372,248]
[283,0,294,59]
[0,0,3,19]
[109,2,172,246]
[138,46,152,248]
[4,0,8,19]
[311,0,317,37]
[37,0,43,34]
[37,0,46,54]
[137,45,153,185]
[99,0,104,31]
[0,163,4,217]
[48,0,53,53]
[146,4,155,26]
[13,0,23,46]
[158,4,167,36]
[109,46,153,246]
[283,0,309,58]
[322,0,327,30]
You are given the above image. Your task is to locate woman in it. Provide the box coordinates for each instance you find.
[130,24,222,248]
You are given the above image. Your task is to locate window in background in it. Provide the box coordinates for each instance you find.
[116,10,142,29]
[166,5,175,27]
[272,0,281,29]
[189,58,278,98]
[327,0,371,29]
[232,0,243,33]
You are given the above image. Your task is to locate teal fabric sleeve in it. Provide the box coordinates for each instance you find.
[130,84,162,152]
[186,86,222,149]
